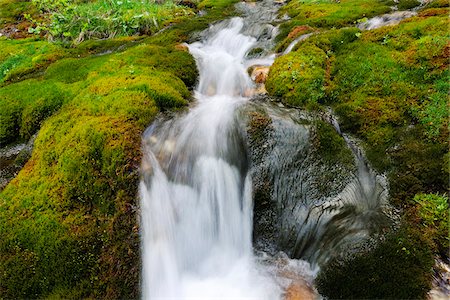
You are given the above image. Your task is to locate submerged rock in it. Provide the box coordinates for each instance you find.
[244,99,392,266]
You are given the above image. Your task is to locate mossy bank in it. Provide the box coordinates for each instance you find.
[267,0,449,298]
[0,0,239,298]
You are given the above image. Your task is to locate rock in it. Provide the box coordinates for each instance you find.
[284,282,316,300]
[249,65,270,84]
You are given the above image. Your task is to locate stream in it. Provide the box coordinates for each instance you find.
[136,0,443,299]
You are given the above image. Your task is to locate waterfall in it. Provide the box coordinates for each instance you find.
[139,1,395,298]
[139,6,286,299]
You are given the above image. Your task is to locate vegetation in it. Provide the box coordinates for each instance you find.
[28,0,197,43]
[0,0,448,298]
[266,0,449,298]
[316,224,435,299]
[0,0,239,298]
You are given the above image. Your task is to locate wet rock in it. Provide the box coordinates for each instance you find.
[284,282,316,300]
[250,65,270,84]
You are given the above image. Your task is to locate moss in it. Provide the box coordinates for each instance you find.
[274,25,315,54]
[0,79,72,145]
[397,0,421,10]
[0,0,244,297]
[266,44,327,107]
[316,223,434,299]
[44,56,109,84]
[413,193,449,256]
[198,0,239,9]
[313,120,353,166]
[0,38,67,83]
[276,0,392,44]
[0,0,37,25]
[425,0,449,8]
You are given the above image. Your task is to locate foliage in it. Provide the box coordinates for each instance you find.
[27,0,196,43]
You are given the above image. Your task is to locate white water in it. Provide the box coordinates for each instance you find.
[139,14,300,299]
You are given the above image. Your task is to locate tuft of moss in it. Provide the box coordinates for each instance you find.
[0,79,72,145]
[275,0,393,44]
[413,193,449,257]
[313,120,353,166]
[0,38,66,83]
[266,44,327,107]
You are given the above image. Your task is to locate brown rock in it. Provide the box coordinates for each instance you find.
[250,66,270,84]
[284,282,316,300]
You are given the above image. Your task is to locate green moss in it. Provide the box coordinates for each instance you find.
[266,44,327,107]
[316,224,434,299]
[0,0,246,297]
[313,120,353,166]
[276,0,392,44]
[397,0,420,9]
[198,0,239,9]
[44,56,108,83]
[0,38,66,83]
[425,0,450,8]
[0,79,72,145]
[413,193,449,255]
[0,0,37,24]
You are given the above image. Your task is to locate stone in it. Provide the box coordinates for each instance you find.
[284,282,316,300]
[249,65,270,84]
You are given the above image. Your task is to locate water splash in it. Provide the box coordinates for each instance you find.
[139,5,290,299]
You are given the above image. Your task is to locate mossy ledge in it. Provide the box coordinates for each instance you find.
[0,0,240,298]
[267,1,449,298]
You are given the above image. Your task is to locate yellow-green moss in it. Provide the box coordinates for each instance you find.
[0,38,66,83]
[266,44,327,107]
[276,0,392,44]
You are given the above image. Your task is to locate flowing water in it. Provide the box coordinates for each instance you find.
[139,2,295,299]
[139,1,395,298]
